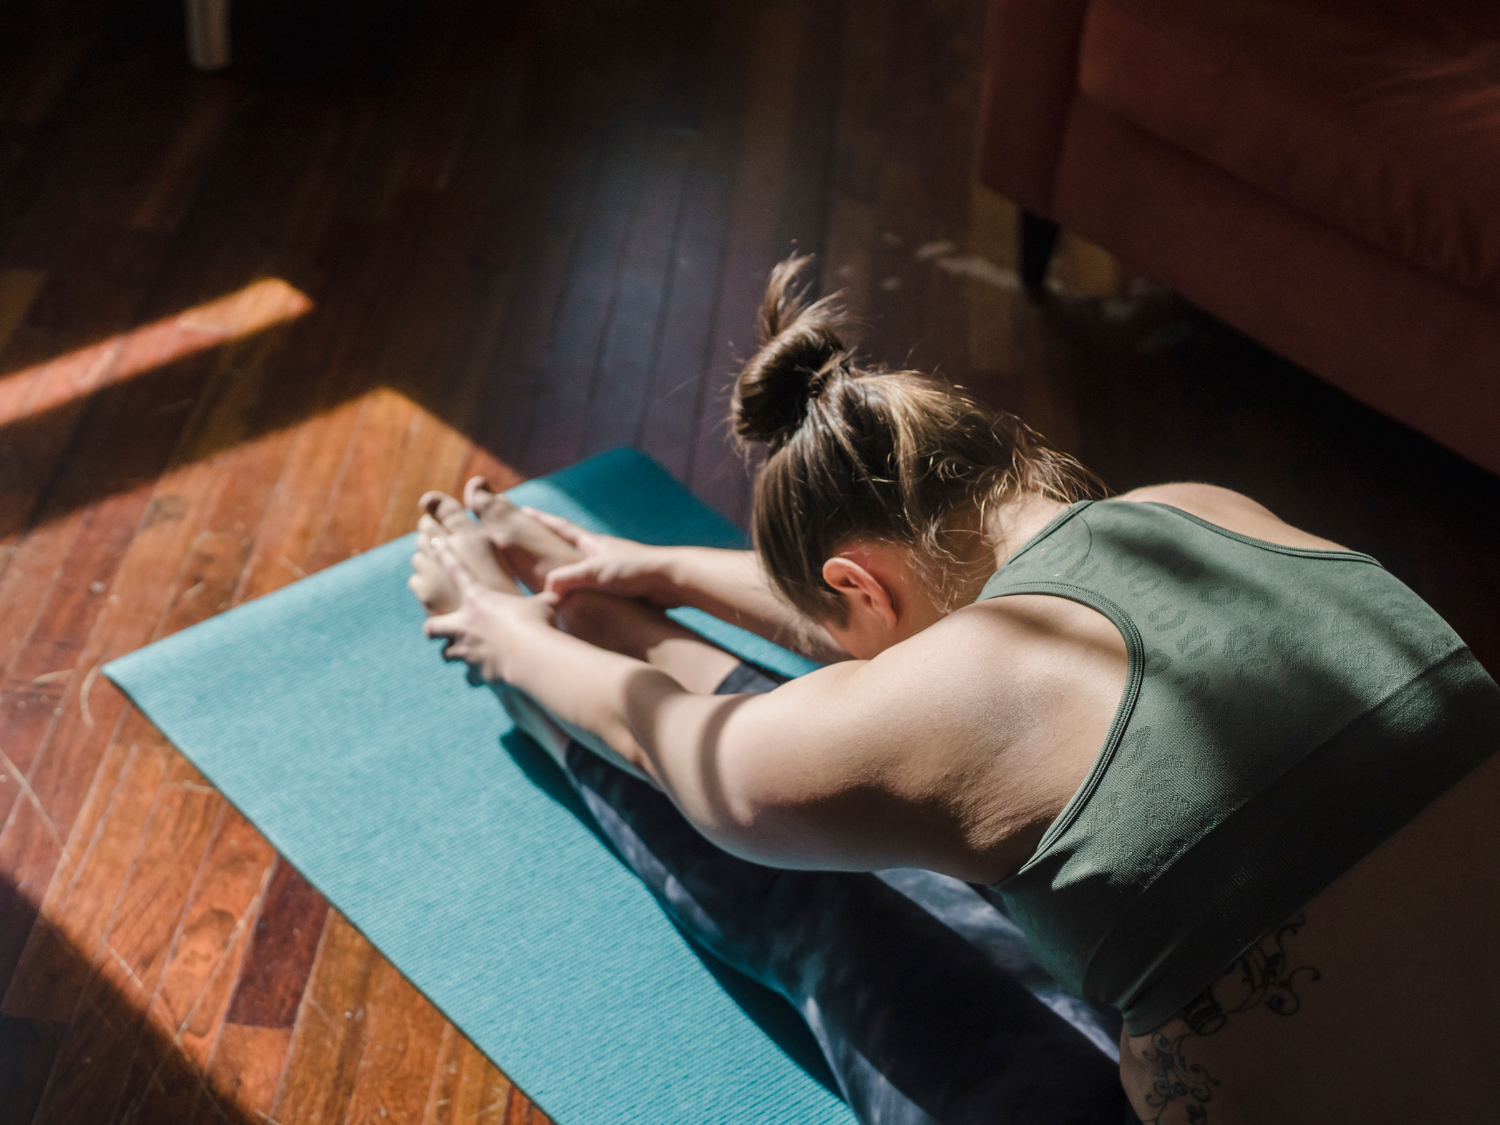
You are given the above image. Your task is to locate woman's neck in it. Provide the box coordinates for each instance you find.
[985,491,1070,571]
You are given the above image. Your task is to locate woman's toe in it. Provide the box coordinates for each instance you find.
[462,477,493,511]
[420,491,466,522]
[439,504,477,537]
[409,553,459,613]
[417,514,445,553]
[466,478,520,527]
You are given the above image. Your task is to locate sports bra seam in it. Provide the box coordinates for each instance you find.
[979,579,1147,873]
[1136,502,1383,565]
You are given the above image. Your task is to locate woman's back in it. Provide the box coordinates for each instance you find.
[967,486,1500,1122]
[977,494,1499,1030]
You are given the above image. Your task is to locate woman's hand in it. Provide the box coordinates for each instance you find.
[422,538,559,683]
[522,508,678,605]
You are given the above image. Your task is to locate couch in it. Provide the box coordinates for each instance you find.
[976,0,1500,477]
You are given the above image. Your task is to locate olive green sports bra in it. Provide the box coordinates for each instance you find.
[977,500,1500,1034]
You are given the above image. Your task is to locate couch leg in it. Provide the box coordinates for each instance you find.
[1018,211,1060,291]
[186,0,232,70]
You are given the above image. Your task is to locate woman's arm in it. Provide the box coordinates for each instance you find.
[422,538,994,874]
[524,509,847,662]
[660,546,847,662]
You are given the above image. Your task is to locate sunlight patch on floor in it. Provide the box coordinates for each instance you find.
[0,277,314,425]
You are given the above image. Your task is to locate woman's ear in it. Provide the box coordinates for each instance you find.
[822,554,899,630]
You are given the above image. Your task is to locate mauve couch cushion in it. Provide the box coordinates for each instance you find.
[1078,0,1500,300]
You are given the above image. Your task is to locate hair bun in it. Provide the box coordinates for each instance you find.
[732,255,850,447]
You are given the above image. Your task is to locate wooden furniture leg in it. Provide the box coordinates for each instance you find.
[185,0,231,71]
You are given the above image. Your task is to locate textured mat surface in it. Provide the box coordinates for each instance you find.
[105,449,845,1125]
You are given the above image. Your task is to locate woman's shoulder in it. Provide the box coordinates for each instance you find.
[1110,482,1350,553]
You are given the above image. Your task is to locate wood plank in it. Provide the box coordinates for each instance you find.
[6,473,191,694]
[2,41,176,356]
[0,316,312,999]
[422,1029,522,1125]
[2,733,158,1020]
[1,33,92,130]
[634,4,751,479]
[377,62,543,534]
[197,1024,292,1124]
[85,757,222,997]
[222,860,328,1030]
[506,1088,549,1125]
[303,386,424,572]
[265,911,379,1125]
[521,118,654,476]
[820,1,893,325]
[767,0,841,273]
[232,217,450,599]
[821,194,876,329]
[0,268,46,363]
[0,105,372,1122]
[130,90,235,235]
[0,102,314,581]
[230,374,373,602]
[860,1,940,376]
[0,283,294,688]
[687,0,808,521]
[5,307,329,1102]
[109,807,278,1123]
[0,683,69,834]
[27,968,141,1125]
[26,755,222,1124]
[0,795,69,1008]
[459,14,623,471]
[914,0,986,401]
[580,126,695,457]
[467,179,592,474]
[345,83,532,543]
[152,435,299,642]
[342,962,448,1125]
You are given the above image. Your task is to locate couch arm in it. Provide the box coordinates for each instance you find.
[975,0,1092,215]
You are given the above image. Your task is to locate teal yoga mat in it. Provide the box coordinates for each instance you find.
[105,448,845,1125]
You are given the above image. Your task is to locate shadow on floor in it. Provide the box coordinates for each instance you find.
[0,876,266,1125]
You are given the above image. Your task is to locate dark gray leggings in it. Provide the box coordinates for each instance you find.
[558,661,1138,1125]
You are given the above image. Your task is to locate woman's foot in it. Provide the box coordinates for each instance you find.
[460,476,585,591]
[409,477,740,692]
[408,479,584,614]
[409,493,523,615]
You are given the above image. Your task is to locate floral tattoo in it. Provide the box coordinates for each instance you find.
[1136,915,1321,1124]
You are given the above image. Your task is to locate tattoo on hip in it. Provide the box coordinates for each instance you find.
[1135,915,1321,1125]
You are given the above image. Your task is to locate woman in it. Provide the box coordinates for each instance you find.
[412,258,1500,1124]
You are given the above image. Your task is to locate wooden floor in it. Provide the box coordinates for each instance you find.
[0,0,1496,1121]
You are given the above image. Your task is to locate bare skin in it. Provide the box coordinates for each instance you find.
[415,478,1500,1124]
[410,479,739,693]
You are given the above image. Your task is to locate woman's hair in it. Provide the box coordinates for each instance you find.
[732,255,1099,624]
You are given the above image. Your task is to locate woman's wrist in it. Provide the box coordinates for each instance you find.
[649,546,694,606]
[492,598,568,686]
